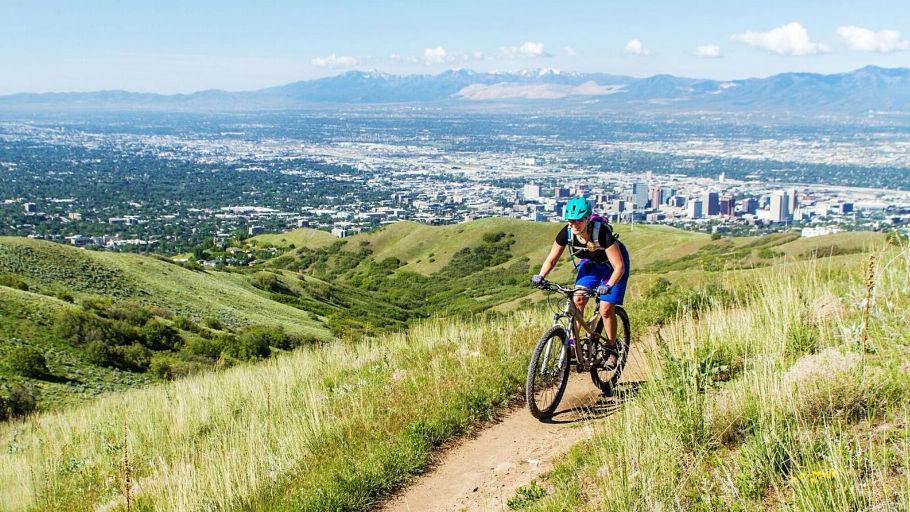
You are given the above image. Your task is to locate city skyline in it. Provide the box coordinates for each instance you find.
[2,0,910,94]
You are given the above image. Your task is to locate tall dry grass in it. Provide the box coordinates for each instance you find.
[528,248,910,511]
[0,310,547,511]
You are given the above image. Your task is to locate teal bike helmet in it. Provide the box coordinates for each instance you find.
[563,196,592,221]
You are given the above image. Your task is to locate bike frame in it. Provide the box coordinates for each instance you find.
[547,286,605,370]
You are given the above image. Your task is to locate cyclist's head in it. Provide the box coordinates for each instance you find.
[563,196,592,222]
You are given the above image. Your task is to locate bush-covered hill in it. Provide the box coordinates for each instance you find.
[0,236,330,411]
[0,222,887,415]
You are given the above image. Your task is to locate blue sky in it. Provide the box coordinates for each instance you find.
[2,0,909,94]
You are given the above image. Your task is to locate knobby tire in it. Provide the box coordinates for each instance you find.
[526,325,570,420]
[590,306,631,396]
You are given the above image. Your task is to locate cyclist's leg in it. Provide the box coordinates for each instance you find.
[596,249,630,368]
[574,260,599,332]
[599,300,617,341]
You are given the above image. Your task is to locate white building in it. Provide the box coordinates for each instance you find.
[770,191,791,223]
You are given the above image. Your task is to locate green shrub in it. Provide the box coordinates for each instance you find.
[150,353,206,380]
[251,271,279,291]
[5,346,50,379]
[104,303,153,326]
[0,383,39,420]
[173,315,196,331]
[183,334,227,359]
[84,340,114,366]
[444,232,514,278]
[224,327,276,361]
[80,296,113,313]
[108,320,143,346]
[758,247,784,259]
[53,290,75,303]
[203,316,224,330]
[56,309,111,346]
[55,308,143,347]
[0,274,29,291]
[141,319,183,350]
[111,343,152,371]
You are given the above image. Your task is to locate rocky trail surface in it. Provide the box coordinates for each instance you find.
[380,343,651,512]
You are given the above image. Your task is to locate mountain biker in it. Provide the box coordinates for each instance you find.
[531,196,630,371]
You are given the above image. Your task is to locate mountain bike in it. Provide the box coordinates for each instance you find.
[525,279,631,420]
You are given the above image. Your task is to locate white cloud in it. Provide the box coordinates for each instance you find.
[836,26,909,53]
[501,41,552,58]
[624,39,652,56]
[562,46,577,56]
[731,22,829,56]
[695,44,723,58]
[310,53,359,68]
[423,46,448,64]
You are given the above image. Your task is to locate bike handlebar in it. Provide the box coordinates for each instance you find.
[535,279,596,297]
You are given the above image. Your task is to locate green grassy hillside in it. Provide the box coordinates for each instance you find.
[0,222,889,420]
[250,227,338,249]
[255,219,713,276]
[1,231,903,511]
[0,237,325,333]
[0,237,332,410]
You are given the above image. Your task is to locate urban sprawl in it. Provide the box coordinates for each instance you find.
[3,120,910,257]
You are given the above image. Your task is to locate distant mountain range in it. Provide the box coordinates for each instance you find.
[2,66,909,114]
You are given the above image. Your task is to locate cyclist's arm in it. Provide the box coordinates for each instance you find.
[604,243,625,286]
[537,241,565,278]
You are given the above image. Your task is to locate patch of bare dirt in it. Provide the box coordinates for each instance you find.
[379,343,651,512]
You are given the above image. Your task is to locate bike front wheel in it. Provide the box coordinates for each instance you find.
[590,306,631,396]
[526,325,570,420]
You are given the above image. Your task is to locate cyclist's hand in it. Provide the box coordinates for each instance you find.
[596,284,612,296]
[531,274,544,287]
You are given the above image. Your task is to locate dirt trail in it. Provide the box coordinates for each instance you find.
[380,343,651,512]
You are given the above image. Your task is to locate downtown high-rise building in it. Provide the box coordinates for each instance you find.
[687,199,704,219]
[719,194,735,216]
[788,188,799,214]
[703,191,720,216]
[649,186,664,208]
[740,197,759,215]
[770,191,792,223]
[631,182,649,209]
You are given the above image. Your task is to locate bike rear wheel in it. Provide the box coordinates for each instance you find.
[590,306,631,396]
[526,325,570,420]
